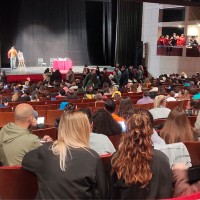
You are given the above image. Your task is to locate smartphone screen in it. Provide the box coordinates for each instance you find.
[37,117,45,124]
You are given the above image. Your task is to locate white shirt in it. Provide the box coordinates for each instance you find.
[154,142,191,168]
[89,132,116,155]
[151,129,166,146]
[149,107,171,120]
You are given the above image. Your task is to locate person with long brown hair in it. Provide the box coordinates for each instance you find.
[160,106,196,144]
[110,108,172,199]
[118,97,134,119]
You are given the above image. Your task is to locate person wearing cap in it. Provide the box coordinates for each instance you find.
[137,91,154,104]
[0,103,51,166]
[55,103,75,127]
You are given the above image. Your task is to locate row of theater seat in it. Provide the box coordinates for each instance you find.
[1,141,200,200]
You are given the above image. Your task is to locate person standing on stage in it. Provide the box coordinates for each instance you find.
[8,46,17,69]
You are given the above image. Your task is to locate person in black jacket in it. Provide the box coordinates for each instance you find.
[109,108,172,199]
[119,66,129,90]
[22,110,108,199]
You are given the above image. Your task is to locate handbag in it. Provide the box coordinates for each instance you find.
[188,166,200,184]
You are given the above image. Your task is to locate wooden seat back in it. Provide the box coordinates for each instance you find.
[0,112,14,128]
[166,101,182,110]
[0,166,37,199]
[188,115,197,127]
[46,110,63,126]
[32,127,57,140]
[184,142,200,166]
[0,107,13,112]
[133,103,154,110]
[108,134,122,150]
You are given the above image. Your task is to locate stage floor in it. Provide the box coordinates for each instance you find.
[2,66,112,75]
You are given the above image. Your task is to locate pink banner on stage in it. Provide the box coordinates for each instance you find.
[53,59,73,71]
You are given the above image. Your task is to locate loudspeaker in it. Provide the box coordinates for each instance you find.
[136,41,143,67]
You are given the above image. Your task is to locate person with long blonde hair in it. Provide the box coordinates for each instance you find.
[110,108,172,199]
[160,106,196,144]
[22,111,107,199]
[149,95,171,119]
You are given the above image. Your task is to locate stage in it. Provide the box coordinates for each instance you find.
[1,66,112,83]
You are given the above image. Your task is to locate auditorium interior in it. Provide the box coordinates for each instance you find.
[1,0,200,199]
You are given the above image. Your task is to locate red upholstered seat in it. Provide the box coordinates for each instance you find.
[0,166,37,199]
[163,191,200,200]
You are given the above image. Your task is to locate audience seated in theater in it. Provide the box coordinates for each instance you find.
[178,89,190,100]
[111,86,121,98]
[114,65,121,80]
[0,103,52,166]
[60,82,69,94]
[95,66,101,78]
[22,110,108,199]
[119,65,129,90]
[30,91,39,102]
[92,109,122,136]
[22,80,31,90]
[80,108,116,155]
[56,89,66,98]
[105,99,125,123]
[94,92,105,105]
[160,106,197,144]
[102,82,111,96]
[166,91,177,102]
[83,68,100,90]
[82,64,90,79]
[118,97,134,119]
[65,88,78,99]
[51,69,62,83]
[75,82,85,95]
[18,89,31,102]
[157,86,167,95]
[83,85,95,99]
[104,99,126,132]
[100,71,112,87]
[149,95,171,120]
[0,99,9,108]
[69,81,78,90]
[111,70,120,86]
[127,83,137,93]
[11,91,21,102]
[136,83,143,93]
[109,108,172,199]
[136,91,154,104]
[66,68,75,82]
[149,82,159,92]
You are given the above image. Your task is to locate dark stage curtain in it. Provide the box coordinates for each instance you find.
[85,0,114,66]
[0,0,142,68]
[115,0,143,67]
[3,0,90,67]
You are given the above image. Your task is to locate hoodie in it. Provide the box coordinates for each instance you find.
[0,122,41,166]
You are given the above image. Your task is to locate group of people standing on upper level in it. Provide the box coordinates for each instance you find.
[157,33,187,46]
